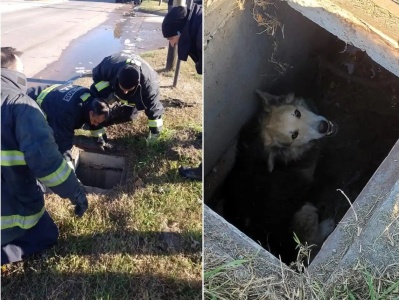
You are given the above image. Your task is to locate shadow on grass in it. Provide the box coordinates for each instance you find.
[56,229,202,256]
[2,270,202,300]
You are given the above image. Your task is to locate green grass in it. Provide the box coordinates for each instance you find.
[138,0,168,16]
[1,48,202,300]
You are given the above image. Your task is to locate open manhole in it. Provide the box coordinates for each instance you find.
[204,0,399,266]
[72,148,127,193]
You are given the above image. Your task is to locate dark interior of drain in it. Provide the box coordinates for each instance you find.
[209,14,399,264]
[76,159,124,190]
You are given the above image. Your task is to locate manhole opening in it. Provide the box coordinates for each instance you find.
[73,150,127,192]
[205,1,399,265]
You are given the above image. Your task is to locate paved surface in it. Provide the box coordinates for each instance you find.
[1,0,167,83]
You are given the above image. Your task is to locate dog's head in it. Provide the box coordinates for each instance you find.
[256,90,337,147]
[256,90,337,172]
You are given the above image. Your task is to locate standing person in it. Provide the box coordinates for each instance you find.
[1,47,88,265]
[28,83,111,167]
[162,1,203,180]
[162,1,202,75]
[90,52,164,139]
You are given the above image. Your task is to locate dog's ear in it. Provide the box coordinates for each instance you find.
[284,93,296,104]
[255,90,280,111]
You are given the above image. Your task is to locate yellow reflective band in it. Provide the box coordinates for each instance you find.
[113,94,128,104]
[94,81,110,92]
[1,150,26,166]
[1,206,45,230]
[148,119,163,128]
[90,127,106,137]
[80,93,91,102]
[38,159,72,188]
[37,84,61,107]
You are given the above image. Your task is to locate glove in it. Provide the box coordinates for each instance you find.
[70,185,88,217]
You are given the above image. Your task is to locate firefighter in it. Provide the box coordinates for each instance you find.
[90,52,164,139]
[162,1,202,75]
[28,83,111,166]
[162,1,203,180]
[1,47,88,265]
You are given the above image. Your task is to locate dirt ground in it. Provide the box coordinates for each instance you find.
[210,33,399,264]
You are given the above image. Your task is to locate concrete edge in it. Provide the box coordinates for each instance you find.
[204,205,296,279]
[309,140,399,282]
[285,0,399,77]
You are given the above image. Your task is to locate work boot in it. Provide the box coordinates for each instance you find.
[178,165,202,181]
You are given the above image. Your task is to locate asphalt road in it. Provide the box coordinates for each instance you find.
[1,0,167,83]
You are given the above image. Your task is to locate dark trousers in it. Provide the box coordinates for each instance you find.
[1,211,59,265]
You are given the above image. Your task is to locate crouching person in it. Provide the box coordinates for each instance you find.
[28,83,111,164]
[1,47,88,265]
[90,52,164,139]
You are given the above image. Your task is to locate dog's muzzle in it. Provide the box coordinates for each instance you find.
[319,120,338,136]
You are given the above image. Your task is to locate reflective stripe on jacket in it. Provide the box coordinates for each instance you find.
[1,69,81,245]
[1,207,45,231]
[90,53,164,133]
[35,84,105,156]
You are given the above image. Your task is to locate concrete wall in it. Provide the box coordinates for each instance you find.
[204,0,272,179]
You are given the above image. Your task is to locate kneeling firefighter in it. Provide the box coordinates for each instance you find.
[1,47,88,264]
[28,84,111,166]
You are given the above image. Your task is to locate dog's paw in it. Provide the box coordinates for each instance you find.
[318,218,335,241]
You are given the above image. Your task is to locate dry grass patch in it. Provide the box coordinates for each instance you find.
[1,48,202,300]
[204,247,399,299]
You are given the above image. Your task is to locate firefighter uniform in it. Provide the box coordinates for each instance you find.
[1,69,87,264]
[178,3,203,75]
[28,84,107,163]
[90,52,164,134]
[162,2,203,180]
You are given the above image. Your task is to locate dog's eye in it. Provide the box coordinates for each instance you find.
[291,131,299,140]
[294,109,301,118]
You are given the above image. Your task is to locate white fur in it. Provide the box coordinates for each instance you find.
[291,203,335,257]
[256,90,331,173]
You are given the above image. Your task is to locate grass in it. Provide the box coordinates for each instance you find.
[138,0,168,16]
[1,48,202,299]
[204,198,399,299]
[204,247,399,299]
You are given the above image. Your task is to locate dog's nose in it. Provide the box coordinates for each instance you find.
[318,120,329,134]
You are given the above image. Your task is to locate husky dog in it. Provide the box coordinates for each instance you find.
[255,90,337,173]
[223,91,337,263]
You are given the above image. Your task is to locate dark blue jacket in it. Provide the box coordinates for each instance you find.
[1,69,82,245]
[178,3,202,74]
[28,84,104,162]
[90,53,164,134]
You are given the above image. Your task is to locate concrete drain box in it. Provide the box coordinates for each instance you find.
[72,148,127,193]
[204,0,399,289]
